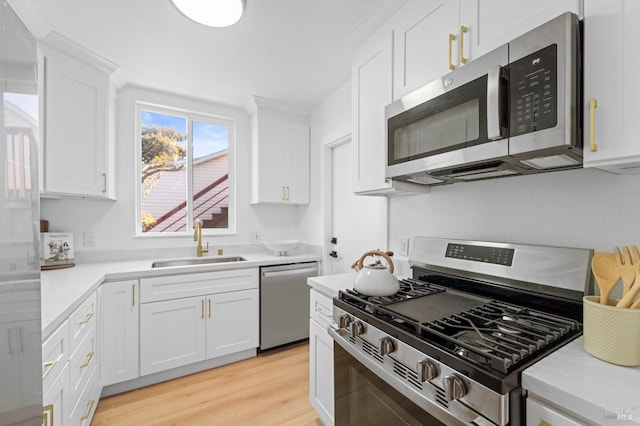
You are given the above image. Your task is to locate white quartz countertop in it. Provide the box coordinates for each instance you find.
[307,272,354,297]
[523,337,640,425]
[41,252,320,338]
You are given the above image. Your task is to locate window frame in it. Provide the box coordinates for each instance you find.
[134,101,236,237]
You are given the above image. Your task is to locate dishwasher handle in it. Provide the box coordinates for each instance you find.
[262,266,318,278]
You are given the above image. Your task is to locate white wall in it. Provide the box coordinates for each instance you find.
[41,85,300,253]
[388,167,640,257]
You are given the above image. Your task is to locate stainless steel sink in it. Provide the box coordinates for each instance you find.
[151,256,246,268]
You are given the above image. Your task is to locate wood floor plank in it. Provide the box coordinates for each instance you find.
[92,343,321,425]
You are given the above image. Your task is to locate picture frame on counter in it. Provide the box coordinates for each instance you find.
[41,232,75,269]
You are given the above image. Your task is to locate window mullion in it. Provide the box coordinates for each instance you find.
[186,118,194,232]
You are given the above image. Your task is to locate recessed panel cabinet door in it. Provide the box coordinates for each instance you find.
[285,121,310,204]
[100,281,139,386]
[206,289,259,359]
[583,0,640,172]
[140,296,206,376]
[41,46,109,197]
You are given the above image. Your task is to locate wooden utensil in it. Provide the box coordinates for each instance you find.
[617,261,640,308]
[616,246,637,295]
[591,252,621,305]
[631,298,640,309]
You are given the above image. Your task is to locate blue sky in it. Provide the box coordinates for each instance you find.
[141,110,228,159]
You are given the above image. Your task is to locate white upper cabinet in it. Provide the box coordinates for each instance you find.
[39,33,117,199]
[352,30,394,193]
[583,0,640,172]
[392,0,460,99]
[247,96,310,205]
[459,0,583,61]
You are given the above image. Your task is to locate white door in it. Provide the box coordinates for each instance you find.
[325,138,387,275]
[206,289,259,359]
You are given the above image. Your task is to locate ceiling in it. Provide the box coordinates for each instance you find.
[11,0,404,111]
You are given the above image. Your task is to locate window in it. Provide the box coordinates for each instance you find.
[135,102,235,235]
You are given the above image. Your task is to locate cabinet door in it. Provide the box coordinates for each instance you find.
[352,30,393,193]
[393,0,460,99]
[309,319,334,426]
[460,0,583,60]
[285,121,310,204]
[43,363,69,426]
[140,296,206,375]
[583,0,640,172]
[41,45,110,198]
[206,289,259,359]
[100,281,139,386]
[256,115,287,203]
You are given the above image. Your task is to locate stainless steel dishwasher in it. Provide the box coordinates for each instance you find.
[259,261,318,350]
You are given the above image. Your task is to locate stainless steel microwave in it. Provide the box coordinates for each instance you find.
[386,12,582,186]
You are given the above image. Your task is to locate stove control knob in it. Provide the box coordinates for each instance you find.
[379,337,395,356]
[417,359,438,382]
[350,321,365,337]
[338,314,352,329]
[443,375,467,401]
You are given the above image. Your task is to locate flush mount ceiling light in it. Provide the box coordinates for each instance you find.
[171,0,245,27]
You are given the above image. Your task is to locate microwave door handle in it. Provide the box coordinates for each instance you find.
[487,66,503,140]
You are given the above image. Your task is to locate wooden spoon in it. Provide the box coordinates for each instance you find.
[631,298,640,309]
[591,252,621,305]
[616,262,640,308]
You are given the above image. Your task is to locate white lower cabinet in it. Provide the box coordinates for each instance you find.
[42,363,69,426]
[527,396,586,426]
[100,280,139,386]
[309,288,335,425]
[42,290,101,425]
[140,269,260,376]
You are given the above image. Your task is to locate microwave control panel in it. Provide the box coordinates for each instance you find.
[509,44,557,136]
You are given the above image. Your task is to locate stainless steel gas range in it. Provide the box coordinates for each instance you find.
[329,237,593,426]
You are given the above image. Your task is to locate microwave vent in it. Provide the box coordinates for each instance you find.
[407,175,446,185]
[518,154,581,170]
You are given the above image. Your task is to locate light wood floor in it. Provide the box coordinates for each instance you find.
[92,343,321,426]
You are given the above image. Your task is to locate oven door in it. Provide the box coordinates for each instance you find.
[333,343,446,426]
[386,44,509,181]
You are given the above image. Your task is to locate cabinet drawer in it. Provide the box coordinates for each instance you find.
[69,363,100,426]
[42,319,69,392]
[310,289,334,329]
[69,323,98,404]
[68,291,97,353]
[43,362,69,426]
[527,397,586,426]
[140,268,259,303]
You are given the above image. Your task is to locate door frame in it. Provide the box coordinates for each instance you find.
[323,134,352,274]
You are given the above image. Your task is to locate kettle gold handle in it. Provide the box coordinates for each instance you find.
[356,250,394,274]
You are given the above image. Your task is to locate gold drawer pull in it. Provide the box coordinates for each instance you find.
[460,25,468,65]
[102,172,107,194]
[132,283,136,306]
[80,400,95,421]
[43,404,54,426]
[79,312,94,325]
[42,361,57,380]
[80,352,95,368]
[448,33,456,70]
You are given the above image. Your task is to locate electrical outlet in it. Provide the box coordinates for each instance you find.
[83,231,96,247]
[250,231,261,242]
[399,238,409,256]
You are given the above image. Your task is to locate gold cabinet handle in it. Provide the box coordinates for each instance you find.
[42,361,57,380]
[589,98,598,152]
[448,33,456,70]
[102,172,107,194]
[43,404,54,426]
[201,299,205,319]
[132,283,136,306]
[80,351,95,369]
[286,186,290,201]
[80,400,95,421]
[208,299,212,318]
[79,312,94,325]
[460,25,468,65]
[539,421,551,426]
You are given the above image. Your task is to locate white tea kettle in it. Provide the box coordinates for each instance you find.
[352,250,399,296]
